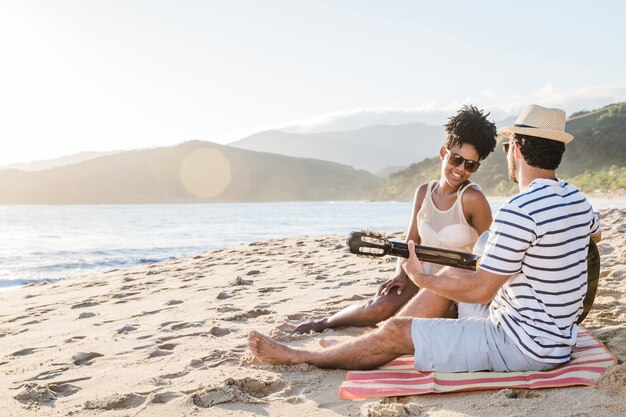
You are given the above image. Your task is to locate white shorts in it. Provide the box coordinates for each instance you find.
[457,302,489,319]
[410,315,557,372]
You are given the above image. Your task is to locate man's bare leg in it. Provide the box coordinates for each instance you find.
[319,288,456,348]
[293,281,419,334]
[317,288,453,348]
[395,288,455,318]
[249,317,415,370]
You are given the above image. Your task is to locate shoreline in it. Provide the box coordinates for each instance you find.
[1,208,624,416]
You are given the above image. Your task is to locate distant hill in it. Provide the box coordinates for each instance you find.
[558,102,626,175]
[230,123,446,172]
[0,150,122,171]
[231,117,520,174]
[378,102,626,199]
[0,141,381,204]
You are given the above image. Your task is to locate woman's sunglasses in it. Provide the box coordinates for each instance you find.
[444,149,480,173]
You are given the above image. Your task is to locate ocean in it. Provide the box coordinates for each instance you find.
[1,199,621,289]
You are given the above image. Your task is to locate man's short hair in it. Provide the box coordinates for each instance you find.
[514,133,565,170]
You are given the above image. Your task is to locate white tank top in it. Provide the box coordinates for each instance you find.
[416,181,480,273]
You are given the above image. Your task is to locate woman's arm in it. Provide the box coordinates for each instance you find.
[461,186,493,235]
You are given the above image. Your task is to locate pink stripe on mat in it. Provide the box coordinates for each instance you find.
[339,327,617,400]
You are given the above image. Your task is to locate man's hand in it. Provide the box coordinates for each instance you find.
[377,274,409,296]
[401,240,425,283]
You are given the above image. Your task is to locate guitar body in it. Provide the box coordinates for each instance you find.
[346,231,600,324]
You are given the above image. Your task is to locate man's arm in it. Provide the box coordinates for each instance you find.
[402,240,511,305]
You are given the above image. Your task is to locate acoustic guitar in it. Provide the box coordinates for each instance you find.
[346,231,600,324]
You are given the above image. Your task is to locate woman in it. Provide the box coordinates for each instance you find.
[294,105,497,334]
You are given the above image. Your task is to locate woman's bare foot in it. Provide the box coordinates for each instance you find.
[247,331,306,365]
[318,338,340,348]
[292,318,328,334]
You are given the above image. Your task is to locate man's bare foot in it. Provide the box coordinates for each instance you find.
[318,338,340,348]
[247,331,306,365]
[292,319,328,334]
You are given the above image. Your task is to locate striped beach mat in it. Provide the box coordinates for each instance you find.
[339,328,616,400]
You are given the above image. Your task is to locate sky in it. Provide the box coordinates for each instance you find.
[1,0,625,166]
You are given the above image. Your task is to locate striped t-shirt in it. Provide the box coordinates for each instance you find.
[479,178,600,363]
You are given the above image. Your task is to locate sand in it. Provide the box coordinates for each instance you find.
[1,208,625,417]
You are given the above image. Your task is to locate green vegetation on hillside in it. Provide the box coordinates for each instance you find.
[377,102,626,199]
[569,166,626,193]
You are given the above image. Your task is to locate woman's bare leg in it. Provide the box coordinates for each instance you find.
[293,280,419,334]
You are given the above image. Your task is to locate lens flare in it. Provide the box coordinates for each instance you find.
[179,148,231,199]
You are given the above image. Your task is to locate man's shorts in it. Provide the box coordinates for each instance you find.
[410,316,558,372]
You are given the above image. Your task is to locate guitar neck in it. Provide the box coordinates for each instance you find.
[387,241,479,271]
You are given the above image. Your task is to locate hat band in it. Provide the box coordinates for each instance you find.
[514,124,537,129]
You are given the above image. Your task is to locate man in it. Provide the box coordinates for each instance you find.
[248,104,601,372]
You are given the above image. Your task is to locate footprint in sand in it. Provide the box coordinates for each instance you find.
[27,367,71,381]
[209,326,231,337]
[216,292,232,300]
[64,335,86,343]
[117,324,138,334]
[78,312,96,319]
[169,321,205,331]
[199,349,240,368]
[131,307,172,318]
[72,352,103,365]
[157,343,178,351]
[258,286,286,293]
[216,305,240,313]
[247,309,272,318]
[365,399,422,417]
[166,299,183,305]
[84,393,147,410]
[150,391,185,404]
[160,370,188,380]
[192,375,288,408]
[113,291,141,299]
[488,388,543,407]
[7,315,30,323]
[11,348,37,356]
[224,308,272,321]
[233,276,253,286]
[71,300,100,309]
[14,382,82,404]
[149,348,172,358]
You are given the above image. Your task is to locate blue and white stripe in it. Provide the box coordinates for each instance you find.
[479,178,600,363]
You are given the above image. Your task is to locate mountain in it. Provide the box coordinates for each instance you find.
[0,141,381,204]
[558,102,626,175]
[231,117,521,174]
[0,151,123,171]
[230,123,446,172]
[378,102,626,199]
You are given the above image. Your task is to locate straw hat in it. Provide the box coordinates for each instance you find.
[499,104,574,143]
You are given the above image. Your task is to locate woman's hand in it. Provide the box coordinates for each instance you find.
[377,274,409,296]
